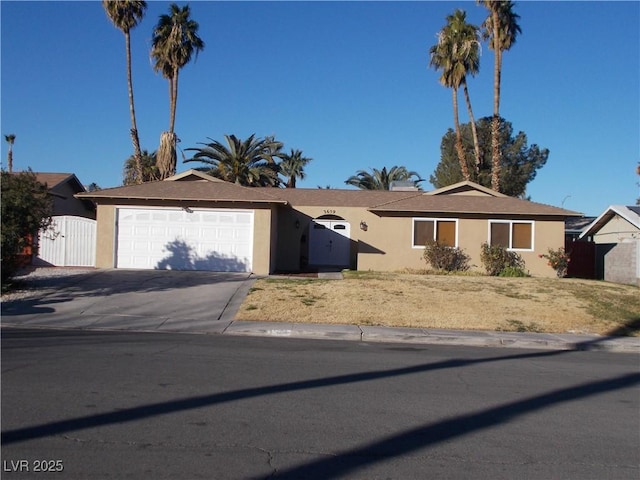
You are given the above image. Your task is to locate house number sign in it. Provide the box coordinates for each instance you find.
[323,209,336,214]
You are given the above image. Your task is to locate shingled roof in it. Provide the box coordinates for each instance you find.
[77,171,286,205]
[369,193,581,217]
[77,170,581,217]
[270,188,419,208]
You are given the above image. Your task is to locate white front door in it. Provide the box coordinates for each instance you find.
[116,207,253,272]
[308,220,351,267]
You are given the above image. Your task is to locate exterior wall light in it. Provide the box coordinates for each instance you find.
[360,221,368,231]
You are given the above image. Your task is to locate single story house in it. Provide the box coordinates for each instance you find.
[34,172,96,219]
[579,205,640,286]
[76,170,582,277]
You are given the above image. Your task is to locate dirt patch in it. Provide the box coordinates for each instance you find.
[236,272,640,336]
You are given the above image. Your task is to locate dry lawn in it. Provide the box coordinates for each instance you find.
[235,271,640,336]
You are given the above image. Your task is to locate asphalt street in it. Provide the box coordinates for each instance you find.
[2,328,639,479]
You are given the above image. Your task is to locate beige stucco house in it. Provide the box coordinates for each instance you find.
[76,170,581,278]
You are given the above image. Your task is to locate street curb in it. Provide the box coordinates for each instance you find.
[219,275,257,325]
[223,321,640,353]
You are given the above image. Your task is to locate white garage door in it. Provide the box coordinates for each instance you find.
[116,208,253,272]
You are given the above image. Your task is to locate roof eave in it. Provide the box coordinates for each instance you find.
[74,193,287,205]
[579,205,640,239]
[368,207,581,217]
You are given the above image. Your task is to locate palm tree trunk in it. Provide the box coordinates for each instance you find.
[462,79,481,176]
[157,131,177,180]
[169,70,178,133]
[157,71,180,180]
[7,147,13,173]
[125,31,143,184]
[491,10,502,192]
[452,88,470,181]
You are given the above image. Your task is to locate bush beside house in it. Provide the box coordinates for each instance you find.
[1,171,53,283]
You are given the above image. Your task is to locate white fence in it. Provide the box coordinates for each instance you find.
[34,215,96,267]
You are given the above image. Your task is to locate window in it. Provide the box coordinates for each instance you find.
[413,219,457,248]
[489,221,533,250]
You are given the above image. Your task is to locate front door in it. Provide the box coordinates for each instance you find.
[308,220,351,267]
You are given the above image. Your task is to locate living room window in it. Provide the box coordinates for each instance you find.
[413,218,458,248]
[489,221,534,250]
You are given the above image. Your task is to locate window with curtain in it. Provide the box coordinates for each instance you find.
[413,219,457,247]
[489,221,533,250]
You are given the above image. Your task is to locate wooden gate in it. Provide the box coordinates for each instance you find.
[566,240,595,279]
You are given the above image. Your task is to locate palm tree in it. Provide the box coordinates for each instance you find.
[4,134,15,173]
[123,150,160,185]
[429,9,482,180]
[151,3,205,179]
[102,0,147,183]
[345,166,423,190]
[479,0,521,191]
[279,149,312,188]
[184,134,283,187]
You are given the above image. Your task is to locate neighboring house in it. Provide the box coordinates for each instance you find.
[31,173,97,267]
[564,216,597,279]
[33,172,96,219]
[565,216,596,243]
[76,170,581,278]
[579,205,640,286]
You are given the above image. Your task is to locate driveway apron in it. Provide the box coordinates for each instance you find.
[1,270,254,334]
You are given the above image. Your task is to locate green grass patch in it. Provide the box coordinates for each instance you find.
[301,296,323,306]
[497,319,543,333]
[343,270,391,280]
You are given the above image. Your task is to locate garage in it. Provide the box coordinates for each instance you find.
[116,207,254,272]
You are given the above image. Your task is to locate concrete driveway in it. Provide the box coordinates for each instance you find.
[1,269,255,334]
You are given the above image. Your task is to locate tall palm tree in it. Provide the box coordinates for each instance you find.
[151,3,205,179]
[345,166,423,190]
[429,9,482,180]
[479,0,521,191]
[102,0,147,183]
[279,149,312,188]
[122,150,159,185]
[4,134,15,173]
[184,134,283,187]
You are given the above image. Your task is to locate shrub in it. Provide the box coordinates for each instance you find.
[539,247,570,278]
[498,266,529,277]
[423,240,471,272]
[480,242,525,276]
[1,170,53,284]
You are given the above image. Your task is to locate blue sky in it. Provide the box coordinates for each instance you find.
[1,1,638,216]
